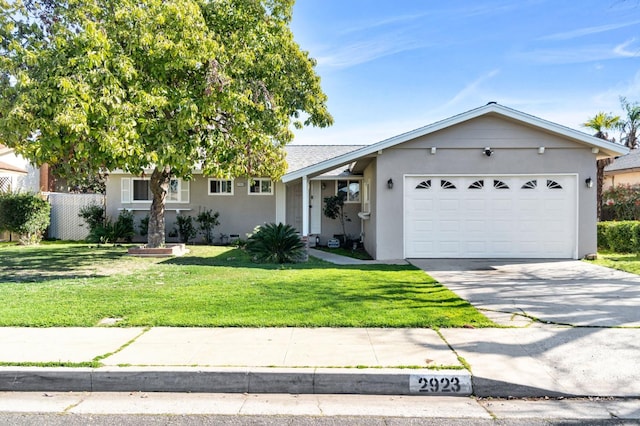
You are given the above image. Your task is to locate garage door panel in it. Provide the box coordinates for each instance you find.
[440,199,460,212]
[440,220,461,232]
[463,198,486,212]
[412,219,433,232]
[465,219,486,233]
[464,241,487,256]
[413,199,433,211]
[438,241,460,256]
[405,175,576,258]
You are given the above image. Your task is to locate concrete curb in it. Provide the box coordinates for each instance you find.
[0,367,472,396]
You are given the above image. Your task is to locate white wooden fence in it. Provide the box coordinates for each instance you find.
[45,192,105,241]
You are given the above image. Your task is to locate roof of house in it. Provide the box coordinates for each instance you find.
[0,160,28,174]
[604,149,640,173]
[285,145,364,176]
[282,103,630,183]
[0,144,13,156]
[0,145,28,174]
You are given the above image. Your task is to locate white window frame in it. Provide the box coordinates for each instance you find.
[122,177,189,203]
[208,178,234,196]
[248,178,273,195]
[336,179,361,203]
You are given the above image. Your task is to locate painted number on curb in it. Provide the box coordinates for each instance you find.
[409,375,471,394]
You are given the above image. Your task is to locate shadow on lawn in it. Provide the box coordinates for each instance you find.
[162,248,418,272]
[0,244,124,283]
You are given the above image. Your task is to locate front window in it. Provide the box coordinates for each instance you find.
[130,178,188,203]
[249,178,273,195]
[337,179,360,203]
[209,179,234,195]
[133,179,152,201]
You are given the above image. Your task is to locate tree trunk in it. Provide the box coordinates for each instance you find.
[596,158,612,221]
[147,166,171,248]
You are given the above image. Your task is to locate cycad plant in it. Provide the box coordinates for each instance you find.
[246,222,306,263]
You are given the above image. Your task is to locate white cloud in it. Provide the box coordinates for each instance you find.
[442,69,501,109]
[614,38,640,57]
[517,39,640,64]
[338,12,431,36]
[539,20,640,41]
[316,35,429,69]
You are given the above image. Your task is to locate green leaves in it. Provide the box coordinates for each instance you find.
[246,222,306,264]
[0,0,331,181]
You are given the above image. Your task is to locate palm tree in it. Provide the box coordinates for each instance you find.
[619,97,640,149]
[582,112,620,220]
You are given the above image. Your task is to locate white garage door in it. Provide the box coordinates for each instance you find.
[404,175,577,258]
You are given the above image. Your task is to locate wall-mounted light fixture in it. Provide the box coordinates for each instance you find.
[585,177,594,188]
[321,182,326,190]
[592,147,600,154]
[430,147,437,155]
[538,147,545,154]
[387,178,394,189]
[483,147,493,157]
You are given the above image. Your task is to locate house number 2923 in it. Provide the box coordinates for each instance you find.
[409,374,471,394]
[417,376,461,393]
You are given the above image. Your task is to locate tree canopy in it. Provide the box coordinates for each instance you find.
[619,97,640,149]
[0,0,332,246]
[582,112,620,141]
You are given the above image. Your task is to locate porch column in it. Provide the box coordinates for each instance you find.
[275,181,286,224]
[302,175,309,236]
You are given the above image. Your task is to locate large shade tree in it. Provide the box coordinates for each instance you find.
[582,112,620,220]
[0,0,332,247]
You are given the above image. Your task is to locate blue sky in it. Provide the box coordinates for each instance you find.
[289,0,640,145]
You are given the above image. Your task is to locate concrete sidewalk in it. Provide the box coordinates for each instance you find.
[1,325,639,398]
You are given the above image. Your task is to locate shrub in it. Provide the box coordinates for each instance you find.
[597,222,611,251]
[602,184,640,220]
[196,209,220,244]
[139,215,149,236]
[176,214,197,243]
[88,210,135,245]
[597,221,640,253]
[78,203,105,233]
[246,222,306,263]
[0,192,50,245]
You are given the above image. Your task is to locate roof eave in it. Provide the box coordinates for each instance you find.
[282,103,629,183]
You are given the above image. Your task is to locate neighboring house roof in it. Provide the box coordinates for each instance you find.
[0,145,28,174]
[282,102,630,183]
[604,149,640,173]
[0,160,28,175]
[285,144,364,177]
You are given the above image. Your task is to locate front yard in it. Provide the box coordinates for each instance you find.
[588,252,640,274]
[0,243,494,328]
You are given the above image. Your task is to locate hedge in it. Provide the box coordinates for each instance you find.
[597,221,640,253]
[0,192,50,245]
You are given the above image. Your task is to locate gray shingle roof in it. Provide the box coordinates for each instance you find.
[605,149,640,172]
[284,145,364,174]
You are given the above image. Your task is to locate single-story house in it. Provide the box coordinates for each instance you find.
[603,149,640,190]
[105,102,628,260]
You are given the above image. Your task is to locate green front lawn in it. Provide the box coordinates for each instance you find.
[0,243,494,328]
[588,252,640,275]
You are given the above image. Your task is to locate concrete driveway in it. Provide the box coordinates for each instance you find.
[409,259,640,327]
